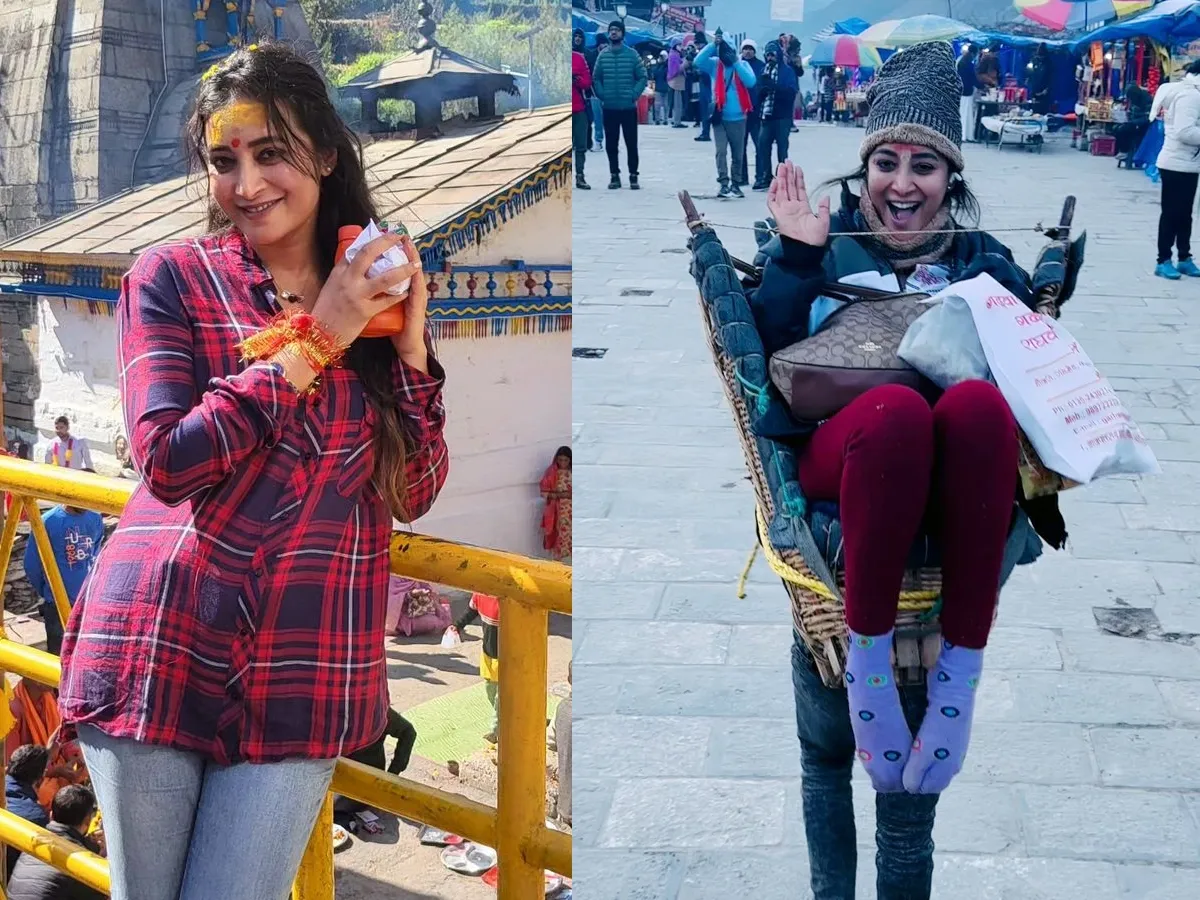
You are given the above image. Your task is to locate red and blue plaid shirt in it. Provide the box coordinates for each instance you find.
[59,229,449,764]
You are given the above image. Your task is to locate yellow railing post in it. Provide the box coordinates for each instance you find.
[0,503,19,900]
[21,497,73,630]
[0,496,22,581]
[495,596,549,899]
[292,794,334,900]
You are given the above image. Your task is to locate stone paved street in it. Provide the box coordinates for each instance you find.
[571,121,1200,899]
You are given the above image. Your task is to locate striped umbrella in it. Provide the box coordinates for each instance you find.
[858,15,979,48]
[808,35,884,69]
[1015,0,1153,31]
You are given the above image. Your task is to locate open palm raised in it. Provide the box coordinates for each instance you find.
[767,160,831,247]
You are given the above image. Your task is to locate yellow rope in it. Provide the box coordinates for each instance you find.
[736,545,758,599]
[750,506,939,609]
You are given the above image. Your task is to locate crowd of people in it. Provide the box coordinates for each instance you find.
[572,23,805,196]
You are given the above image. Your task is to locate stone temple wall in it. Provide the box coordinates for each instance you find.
[0,0,61,239]
[1,0,197,240]
[0,294,38,438]
[1,0,320,239]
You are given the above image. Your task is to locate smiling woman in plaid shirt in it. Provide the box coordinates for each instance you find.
[55,43,449,900]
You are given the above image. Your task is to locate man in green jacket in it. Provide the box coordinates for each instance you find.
[592,19,648,189]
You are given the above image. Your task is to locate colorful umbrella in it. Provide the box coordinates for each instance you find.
[858,15,979,48]
[1015,0,1152,32]
[808,35,884,69]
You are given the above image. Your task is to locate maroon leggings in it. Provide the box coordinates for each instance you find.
[797,381,1018,649]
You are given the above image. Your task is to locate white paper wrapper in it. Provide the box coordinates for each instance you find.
[342,219,413,296]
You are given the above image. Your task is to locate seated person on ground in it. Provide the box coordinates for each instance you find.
[5,744,50,876]
[7,784,105,900]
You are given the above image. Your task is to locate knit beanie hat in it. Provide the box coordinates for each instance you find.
[609,19,625,36]
[765,40,782,57]
[860,41,965,171]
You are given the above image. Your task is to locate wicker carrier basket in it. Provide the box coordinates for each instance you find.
[679,191,1080,689]
[680,190,1077,688]
[683,217,943,688]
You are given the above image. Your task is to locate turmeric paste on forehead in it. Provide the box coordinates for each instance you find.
[207,101,269,146]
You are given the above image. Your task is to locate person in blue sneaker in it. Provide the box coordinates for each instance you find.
[1150,59,1200,279]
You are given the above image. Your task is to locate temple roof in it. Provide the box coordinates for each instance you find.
[0,104,568,266]
[342,46,518,94]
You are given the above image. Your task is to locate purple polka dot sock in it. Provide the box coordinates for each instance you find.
[846,628,912,793]
[903,639,984,795]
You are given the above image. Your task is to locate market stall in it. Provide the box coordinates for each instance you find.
[808,35,880,125]
[1062,1,1200,160]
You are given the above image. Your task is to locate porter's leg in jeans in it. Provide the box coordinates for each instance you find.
[793,637,858,900]
[792,636,940,900]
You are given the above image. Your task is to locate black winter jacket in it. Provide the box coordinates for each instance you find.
[7,823,105,900]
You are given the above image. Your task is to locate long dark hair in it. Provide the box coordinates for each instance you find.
[184,41,416,520]
[821,162,982,227]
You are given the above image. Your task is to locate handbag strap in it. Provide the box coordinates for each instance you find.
[818,282,931,304]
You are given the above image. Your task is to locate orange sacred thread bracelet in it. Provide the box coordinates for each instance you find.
[239,310,348,374]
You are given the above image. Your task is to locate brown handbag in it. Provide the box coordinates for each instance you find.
[768,283,933,423]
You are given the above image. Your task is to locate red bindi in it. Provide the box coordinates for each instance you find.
[231,138,240,148]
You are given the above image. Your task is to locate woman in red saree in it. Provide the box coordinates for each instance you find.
[539,446,572,561]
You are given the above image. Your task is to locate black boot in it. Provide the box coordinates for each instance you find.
[609,174,621,189]
[576,174,591,190]
[629,175,639,190]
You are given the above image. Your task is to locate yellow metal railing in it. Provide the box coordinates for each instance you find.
[0,456,571,899]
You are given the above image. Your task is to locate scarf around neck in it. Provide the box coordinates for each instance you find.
[715,60,753,114]
[857,189,955,271]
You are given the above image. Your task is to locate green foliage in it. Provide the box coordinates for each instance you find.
[309,0,569,110]
[435,1,569,109]
[327,51,393,87]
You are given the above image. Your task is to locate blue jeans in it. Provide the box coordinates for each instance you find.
[792,635,940,900]
[698,79,712,138]
[78,724,336,900]
[590,96,604,144]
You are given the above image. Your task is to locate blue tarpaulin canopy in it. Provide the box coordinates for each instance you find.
[1069,0,1200,49]
[834,18,871,35]
[572,11,663,49]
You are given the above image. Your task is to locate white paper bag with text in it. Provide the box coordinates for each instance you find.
[951,273,1160,484]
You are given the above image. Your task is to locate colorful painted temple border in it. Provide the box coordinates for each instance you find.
[0,263,571,340]
[0,153,572,340]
